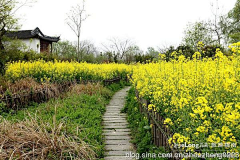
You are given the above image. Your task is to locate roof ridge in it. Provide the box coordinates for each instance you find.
[8,30,32,32]
[5,27,60,42]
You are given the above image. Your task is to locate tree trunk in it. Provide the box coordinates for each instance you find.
[0,37,6,75]
[0,29,6,51]
[0,39,5,51]
[77,36,80,61]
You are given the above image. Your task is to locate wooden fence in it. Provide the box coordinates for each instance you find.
[103,77,121,86]
[135,89,181,160]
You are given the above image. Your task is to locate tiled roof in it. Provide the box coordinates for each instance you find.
[5,27,60,42]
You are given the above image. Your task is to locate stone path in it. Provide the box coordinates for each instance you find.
[103,86,135,160]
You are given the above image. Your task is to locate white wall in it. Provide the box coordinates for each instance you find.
[21,38,40,53]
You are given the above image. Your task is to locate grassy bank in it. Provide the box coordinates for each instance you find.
[0,82,125,159]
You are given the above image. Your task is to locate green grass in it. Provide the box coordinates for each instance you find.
[2,82,125,159]
[105,80,128,92]
[122,87,167,160]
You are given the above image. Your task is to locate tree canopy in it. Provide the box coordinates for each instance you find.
[228,0,240,42]
[0,0,19,51]
[182,21,214,49]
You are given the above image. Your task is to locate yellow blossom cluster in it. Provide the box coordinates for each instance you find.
[5,60,132,82]
[163,118,173,126]
[229,41,240,55]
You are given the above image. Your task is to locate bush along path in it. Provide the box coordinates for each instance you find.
[103,86,135,160]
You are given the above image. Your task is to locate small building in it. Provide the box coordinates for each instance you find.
[5,27,60,53]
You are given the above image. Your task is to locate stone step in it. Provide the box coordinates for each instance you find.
[104,111,122,114]
[104,135,131,140]
[103,118,127,120]
[106,107,122,109]
[104,156,134,160]
[109,103,124,105]
[105,139,132,145]
[103,120,127,122]
[104,113,125,116]
[103,116,126,118]
[104,122,128,125]
[104,125,128,129]
[107,105,122,107]
[103,120,128,123]
[103,131,131,136]
[103,116,127,118]
[103,128,131,132]
[105,151,129,156]
[108,102,123,104]
[104,119,127,122]
[105,111,122,113]
[105,110,122,112]
[105,144,133,151]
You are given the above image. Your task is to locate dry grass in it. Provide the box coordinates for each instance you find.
[0,78,59,95]
[0,78,72,109]
[0,79,104,99]
[69,82,113,100]
[70,83,104,95]
[0,112,96,160]
[1,78,36,95]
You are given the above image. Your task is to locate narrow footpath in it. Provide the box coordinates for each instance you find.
[103,86,135,160]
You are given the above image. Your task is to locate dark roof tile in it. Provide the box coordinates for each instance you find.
[5,27,60,42]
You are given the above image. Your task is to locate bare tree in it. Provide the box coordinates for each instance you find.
[66,0,89,61]
[204,0,230,46]
[102,37,134,60]
[81,40,97,55]
[208,0,224,45]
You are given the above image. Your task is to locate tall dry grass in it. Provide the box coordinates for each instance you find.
[0,112,96,160]
[1,78,41,94]
[70,83,103,95]
[69,82,113,99]
[0,78,73,110]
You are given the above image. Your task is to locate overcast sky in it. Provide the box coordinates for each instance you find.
[17,0,236,51]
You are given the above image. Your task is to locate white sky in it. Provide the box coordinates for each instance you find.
[17,0,236,51]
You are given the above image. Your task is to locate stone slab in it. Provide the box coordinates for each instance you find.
[105,144,133,151]
[105,151,130,156]
[104,156,134,160]
[103,128,131,132]
[103,120,127,122]
[104,125,128,129]
[104,122,128,126]
[103,116,127,118]
[103,132,130,136]
[104,135,131,140]
[105,140,132,145]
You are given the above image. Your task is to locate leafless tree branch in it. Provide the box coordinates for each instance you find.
[66,0,89,61]
[101,37,134,60]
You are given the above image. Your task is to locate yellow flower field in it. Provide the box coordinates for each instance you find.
[4,42,240,155]
[5,60,132,82]
[131,43,240,154]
